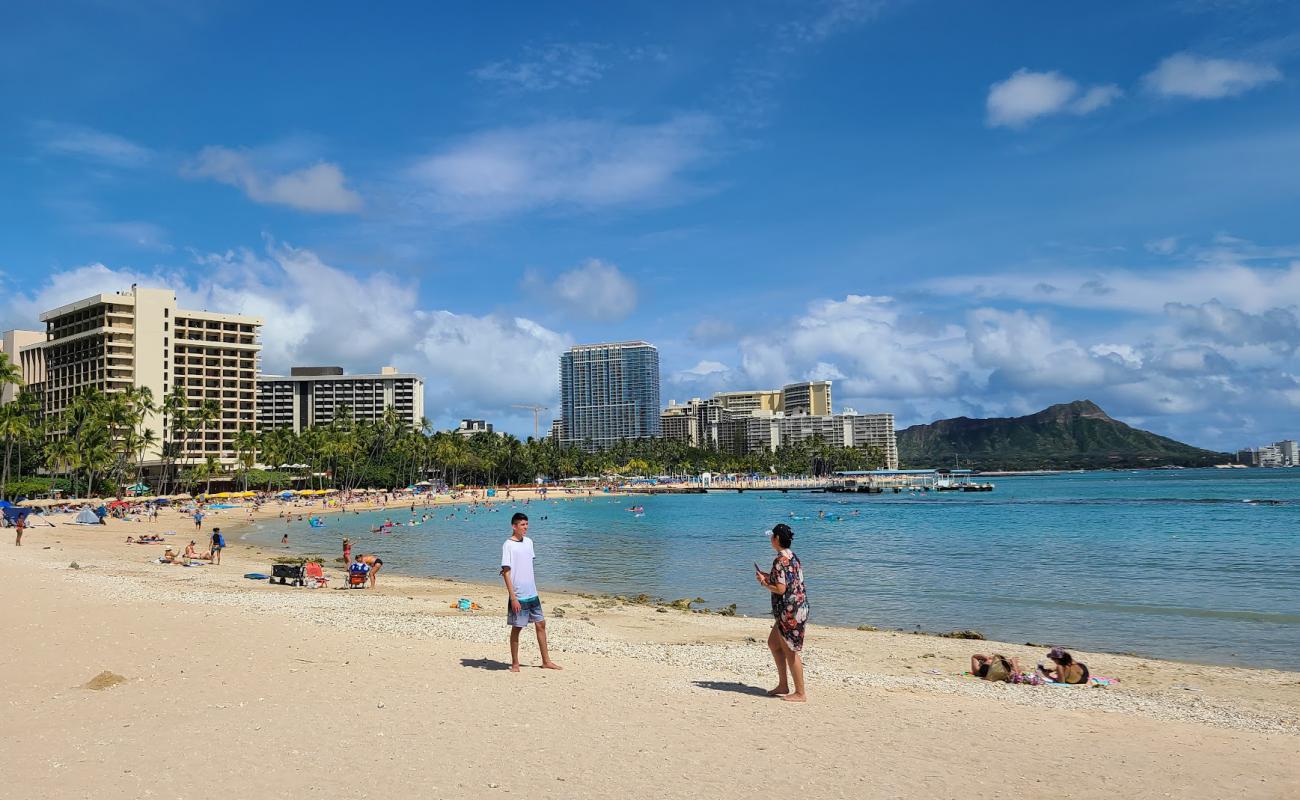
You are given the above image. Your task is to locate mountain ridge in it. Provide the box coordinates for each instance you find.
[897,400,1226,470]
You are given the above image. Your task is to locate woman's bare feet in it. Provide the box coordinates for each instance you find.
[780,692,807,703]
[767,685,791,697]
[541,661,563,670]
[509,663,521,673]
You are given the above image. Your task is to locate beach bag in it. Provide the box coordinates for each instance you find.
[983,654,1014,683]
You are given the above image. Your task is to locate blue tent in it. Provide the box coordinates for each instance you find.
[2,506,31,522]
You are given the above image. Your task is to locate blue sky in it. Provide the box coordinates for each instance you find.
[3,0,1300,449]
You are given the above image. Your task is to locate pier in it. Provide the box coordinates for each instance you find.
[621,469,994,494]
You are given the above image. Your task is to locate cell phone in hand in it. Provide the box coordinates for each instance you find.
[754,562,763,574]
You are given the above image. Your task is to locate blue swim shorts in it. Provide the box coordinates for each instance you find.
[507,596,544,627]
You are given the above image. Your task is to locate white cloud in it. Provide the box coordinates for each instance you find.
[677,360,728,378]
[523,258,638,321]
[35,122,152,167]
[80,221,173,252]
[473,43,607,91]
[781,0,888,45]
[1072,84,1124,114]
[183,146,362,213]
[1143,53,1281,99]
[406,115,718,219]
[1145,236,1179,255]
[926,252,1300,315]
[986,69,1121,128]
[689,318,737,344]
[1,241,569,429]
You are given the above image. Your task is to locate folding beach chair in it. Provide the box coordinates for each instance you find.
[304,561,329,588]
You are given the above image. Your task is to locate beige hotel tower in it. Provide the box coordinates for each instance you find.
[13,285,262,466]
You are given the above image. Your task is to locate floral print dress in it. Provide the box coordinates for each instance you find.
[769,549,810,652]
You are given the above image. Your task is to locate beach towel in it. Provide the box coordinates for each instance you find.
[1044,676,1118,687]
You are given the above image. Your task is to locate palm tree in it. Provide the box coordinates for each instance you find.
[0,402,32,499]
[234,426,258,491]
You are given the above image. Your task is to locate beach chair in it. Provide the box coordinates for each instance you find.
[304,561,328,588]
[346,569,368,589]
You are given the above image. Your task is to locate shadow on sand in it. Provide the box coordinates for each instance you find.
[460,657,512,671]
[690,680,770,697]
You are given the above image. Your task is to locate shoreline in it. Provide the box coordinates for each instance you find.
[9,503,1300,730]
[233,495,1297,674]
[5,503,1298,799]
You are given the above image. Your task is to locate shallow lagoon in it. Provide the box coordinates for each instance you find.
[240,469,1300,670]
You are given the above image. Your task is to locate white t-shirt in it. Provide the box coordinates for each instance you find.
[501,536,538,601]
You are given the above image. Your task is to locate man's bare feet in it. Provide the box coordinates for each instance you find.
[541,661,563,670]
[780,692,807,703]
[767,685,791,697]
[509,663,521,673]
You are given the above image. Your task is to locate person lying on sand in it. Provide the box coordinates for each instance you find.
[970,653,1020,681]
[1038,647,1090,684]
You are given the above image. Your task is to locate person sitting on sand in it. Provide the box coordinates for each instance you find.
[970,653,1020,681]
[160,547,179,563]
[1038,647,1090,684]
[183,541,210,560]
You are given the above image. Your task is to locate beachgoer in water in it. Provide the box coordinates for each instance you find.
[756,523,809,702]
[281,532,288,545]
[1038,647,1089,684]
[501,512,560,673]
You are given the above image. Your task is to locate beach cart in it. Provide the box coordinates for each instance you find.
[270,562,305,587]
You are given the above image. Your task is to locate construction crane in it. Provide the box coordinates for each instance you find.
[511,404,550,439]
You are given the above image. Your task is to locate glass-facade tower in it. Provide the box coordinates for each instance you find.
[560,341,661,450]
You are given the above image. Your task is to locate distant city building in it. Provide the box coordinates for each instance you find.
[660,400,702,447]
[258,365,424,434]
[38,285,262,465]
[740,412,898,469]
[660,380,896,468]
[0,328,45,404]
[714,390,781,415]
[1237,440,1298,467]
[456,418,494,438]
[548,418,562,442]
[559,341,661,450]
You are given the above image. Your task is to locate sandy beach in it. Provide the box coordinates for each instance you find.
[3,497,1298,800]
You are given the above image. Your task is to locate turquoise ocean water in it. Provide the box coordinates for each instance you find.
[237,469,1300,670]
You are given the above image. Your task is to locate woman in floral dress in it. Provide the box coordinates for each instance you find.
[755,523,809,702]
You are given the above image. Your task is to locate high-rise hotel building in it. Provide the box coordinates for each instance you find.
[33,286,261,465]
[560,341,661,450]
[257,366,425,433]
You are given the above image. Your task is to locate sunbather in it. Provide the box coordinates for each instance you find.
[1038,647,1090,684]
[970,653,1020,681]
[159,548,179,564]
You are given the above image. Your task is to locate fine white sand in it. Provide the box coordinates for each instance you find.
[3,500,1297,799]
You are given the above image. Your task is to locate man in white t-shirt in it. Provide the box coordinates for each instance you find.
[501,512,561,672]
